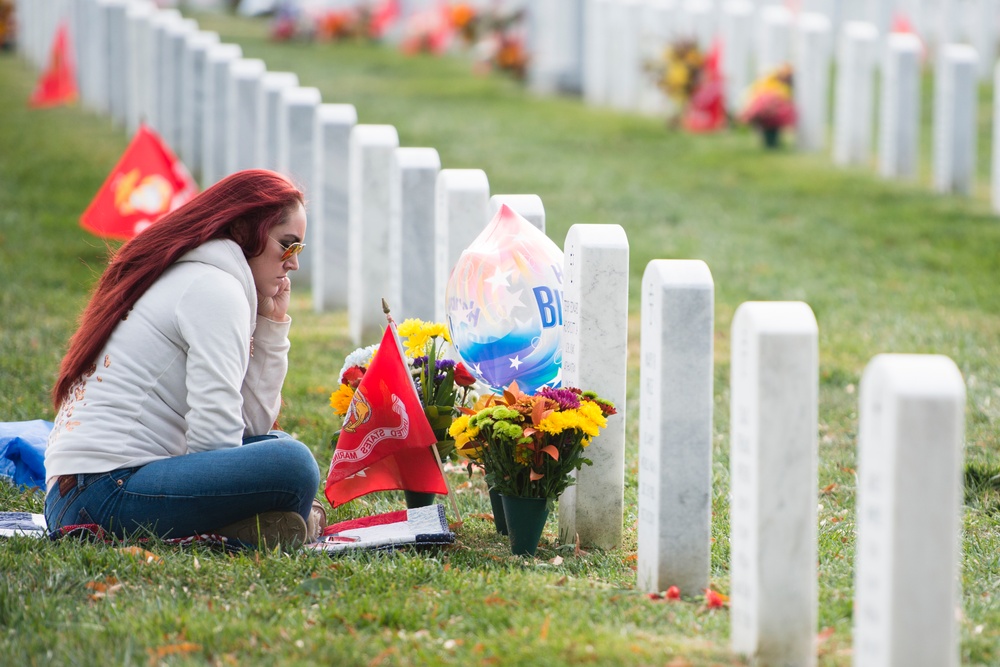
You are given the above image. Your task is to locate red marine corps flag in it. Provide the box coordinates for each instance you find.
[80,124,197,240]
[29,21,78,108]
[325,320,449,508]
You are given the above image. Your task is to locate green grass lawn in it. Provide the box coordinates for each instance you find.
[2,11,1000,666]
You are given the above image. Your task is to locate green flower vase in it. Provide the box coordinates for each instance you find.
[403,490,436,508]
[500,494,549,556]
[488,488,508,535]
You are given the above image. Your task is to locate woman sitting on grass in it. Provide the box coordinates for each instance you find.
[44,169,322,549]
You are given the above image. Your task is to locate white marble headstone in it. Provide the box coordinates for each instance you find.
[389,147,441,322]
[227,58,267,174]
[794,12,832,152]
[833,21,879,166]
[179,30,220,177]
[558,224,629,550]
[259,72,300,172]
[313,103,357,313]
[878,32,921,179]
[277,86,322,287]
[730,301,818,667]
[637,259,714,596]
[201,42,242,188]
[488,194,545,232]
[721,0,755,117]
[433,169,490,323]
[348,125,400,345]
[125,1,156,137]
[583,0,611,107]
[932,44,978,195]
[105,0,128,128]
[853,354,965,667]
[757,4,792,76]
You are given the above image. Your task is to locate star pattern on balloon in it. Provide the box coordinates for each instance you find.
[485,266,513,291]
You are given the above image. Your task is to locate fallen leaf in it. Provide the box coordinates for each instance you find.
[821,483,838,495]
[548,555,564,566]
[816,626,836,652]
[483,594,509,606]
[840,466,856,475]
[624,553,638,563]
[367,646,397,667]
[554,576,568,586]
[448,520,463,531]
[193,556,200,570]
[146,642,200,665]
[117,546,163,565]
[539,615,550,641]
[85,576,123,601]
[574,533,588,557]
[469,513,495,522]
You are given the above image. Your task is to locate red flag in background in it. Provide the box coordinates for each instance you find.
[29,21,78,108]
[325,324,448,507]
[80,124,197,240]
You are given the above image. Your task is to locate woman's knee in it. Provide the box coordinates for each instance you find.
[264,438,320,492]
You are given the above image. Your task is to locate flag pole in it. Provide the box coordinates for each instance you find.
[382,299,464,526]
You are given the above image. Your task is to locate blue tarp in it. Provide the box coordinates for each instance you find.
[0,420,51,491]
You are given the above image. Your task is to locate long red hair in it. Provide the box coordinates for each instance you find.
[53,169,304,408]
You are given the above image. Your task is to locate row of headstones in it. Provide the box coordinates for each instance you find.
[637,263,966,667]
[12,0,549,326]
[529,0,998,102]
[15,4,969,664]
[529,1,1000,204]
[12,0,631,551]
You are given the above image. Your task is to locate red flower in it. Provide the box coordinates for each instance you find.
[341,365,365,389]
[453,362,476,387]
[665,585,681,600]
[704,589,729,609]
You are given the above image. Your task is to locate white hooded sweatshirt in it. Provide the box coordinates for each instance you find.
[45,239,290,484]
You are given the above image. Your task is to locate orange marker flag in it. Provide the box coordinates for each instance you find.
[325,322,448,508]
[29,21,78,108]
[80,124,198,240]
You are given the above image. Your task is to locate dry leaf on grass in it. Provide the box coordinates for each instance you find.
[117,546,163,564]
[146,642,199,665]
[85,576,123,601]
[548,555,563,566]
[821,483,839,495]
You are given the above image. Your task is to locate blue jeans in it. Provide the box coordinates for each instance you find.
[44,433,320,540]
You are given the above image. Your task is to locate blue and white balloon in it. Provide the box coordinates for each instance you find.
[445,205,563,394]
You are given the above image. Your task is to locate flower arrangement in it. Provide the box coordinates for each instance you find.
[740,64,796,145]
[648,38,705,117]
[449,382,616,500]
[329,319,477,460]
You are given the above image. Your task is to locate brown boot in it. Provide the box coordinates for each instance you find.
[306,500,327,542]
[215,511,307,550]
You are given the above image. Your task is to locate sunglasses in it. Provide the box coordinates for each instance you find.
[270,235,306,261]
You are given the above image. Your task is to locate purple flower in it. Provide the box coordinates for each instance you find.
[536,388,581,410]
[436,359,455,371]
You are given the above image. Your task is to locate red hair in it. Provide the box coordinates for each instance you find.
[53,169,304,408]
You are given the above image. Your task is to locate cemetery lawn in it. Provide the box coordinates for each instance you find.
[2,12,1000,666]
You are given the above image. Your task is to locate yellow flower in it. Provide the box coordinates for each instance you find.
[397,318,451,358]
[536,402,608,439]
[329,384,355,415]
